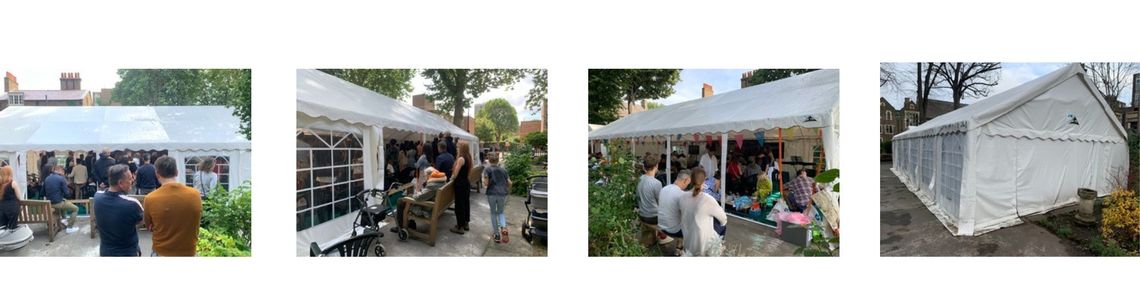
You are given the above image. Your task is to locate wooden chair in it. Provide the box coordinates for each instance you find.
[17,200,59,242]
[399,180,455,246]
[89,194,147,239]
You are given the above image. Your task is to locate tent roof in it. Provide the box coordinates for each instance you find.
[296,69,477,141]
[894,63,1126,140]
[588,69,839,139]
[0,106,250,152]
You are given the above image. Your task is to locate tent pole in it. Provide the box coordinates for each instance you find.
[720,133,728,208]
[778,128,784,198]
[666,136,672,183]
[817,128,825,172]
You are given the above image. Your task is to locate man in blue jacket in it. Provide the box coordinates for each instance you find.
[94,164,143,256]
[45,165,78,233]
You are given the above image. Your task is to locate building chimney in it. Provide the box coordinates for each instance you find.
[702,83,714,98]
[60,72,81,90]
[3,72,17,92]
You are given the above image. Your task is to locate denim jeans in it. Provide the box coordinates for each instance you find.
[487,194,507,235]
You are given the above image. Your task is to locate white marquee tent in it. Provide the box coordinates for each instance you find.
[588,69,840,212]
[295,69,479,255]
[891,63,1128,236]
[0,106,252,199]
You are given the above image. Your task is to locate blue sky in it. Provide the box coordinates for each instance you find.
[653,69,751,105]
[880,63,1135,109]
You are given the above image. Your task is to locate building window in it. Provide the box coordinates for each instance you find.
[296,128,364,232]
[884,111,893,121]
[8,93,23,105]
[185,156,231,191]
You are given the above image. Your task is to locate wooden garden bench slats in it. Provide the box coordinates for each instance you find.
[400,180,455,246]
[17,200,59,242]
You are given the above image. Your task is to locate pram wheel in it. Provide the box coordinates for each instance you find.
[374,244,386,257]
[522,225,532,242]
[398,228,409,241]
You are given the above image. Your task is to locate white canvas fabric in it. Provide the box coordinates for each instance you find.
[588,69,840,169]
[295,70,483,255]
[891,63,1128,236]
[0,105,252,199]
[296,69,477,142]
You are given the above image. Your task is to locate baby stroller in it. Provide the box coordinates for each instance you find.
[314,184,395,257]
[521,175,548,244]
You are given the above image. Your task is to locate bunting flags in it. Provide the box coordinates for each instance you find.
[756,131,765,146]
[735,133,744,149]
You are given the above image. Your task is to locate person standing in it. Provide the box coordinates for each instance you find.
[191,158,218,199]
[94,149,116,190]
[482,154,511,242]
[71,160,88,199]
[448,141,473,234]
[134,157,160,195]
[0,166,22,231]
[45,165,79,233]
[93,165,143,256]
[434,143,455,179]
[699,145,719,178]
[679,167,728,256]
[414,143,430,193]
[445,133,457,157]
[144,156,203,256]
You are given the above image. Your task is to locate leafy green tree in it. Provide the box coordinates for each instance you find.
[475,117,496,144]
[742,69,819,87]
[318,69,416,100]
[525,131,547,151]
[475,98,518,143]
[588,69,680,124]
[644,101,665,110]
[525,69,547,111]
[421,69,527,126]
[115,69,252,139]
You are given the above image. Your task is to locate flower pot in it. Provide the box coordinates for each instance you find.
[1075,188,1096,226]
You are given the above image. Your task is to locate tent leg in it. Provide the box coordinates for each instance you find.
[666,136,672,183]
[720,133,728,208]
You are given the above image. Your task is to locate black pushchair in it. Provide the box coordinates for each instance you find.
[311,184,396,257]
[521,175,548,244]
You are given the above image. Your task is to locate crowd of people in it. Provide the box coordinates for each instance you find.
[628,142,821,256]
[1,148,220,256]
[386,132,514,244]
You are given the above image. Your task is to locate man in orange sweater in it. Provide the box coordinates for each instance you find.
[144,156,202,256]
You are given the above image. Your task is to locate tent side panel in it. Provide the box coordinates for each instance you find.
[968,135,1019,234]
[937,133,964,219]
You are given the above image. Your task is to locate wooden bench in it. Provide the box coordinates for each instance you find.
[89,194,147,239]
[17,200,60,242]
[400,180,455,246]
[469,165,484,192]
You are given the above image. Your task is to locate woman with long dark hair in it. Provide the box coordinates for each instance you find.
[0,166,22,230]
[449,140,474,234]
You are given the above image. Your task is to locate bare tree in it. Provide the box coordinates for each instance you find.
[935,62,1001,109]
[1082,62,1139,106]
[880,63,899,88]
[914,62,942,123]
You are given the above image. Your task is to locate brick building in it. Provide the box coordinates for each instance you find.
[880,97,960,142]
[1,72,93,111]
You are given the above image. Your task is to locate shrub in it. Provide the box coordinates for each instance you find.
[588,145,650,256]
[505,146,534,196]
[1100,188,1140,252]
[525,131,547,152]
[197,227,251,257]
[198,180,252,256]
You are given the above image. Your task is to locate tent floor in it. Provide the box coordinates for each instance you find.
[880,162,1088,256]
[377,191,547,256]
[0,217,155,257]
